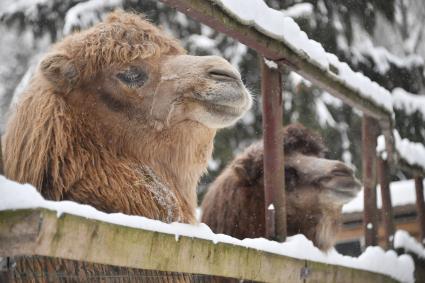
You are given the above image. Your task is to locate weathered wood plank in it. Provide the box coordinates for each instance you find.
[305,261,398,283]
[0,208,399,282]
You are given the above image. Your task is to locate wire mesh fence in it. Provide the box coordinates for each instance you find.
[0,256,258,283]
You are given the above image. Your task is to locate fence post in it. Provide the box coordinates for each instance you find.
[378,157,394,249]
[415,177,425,244]
[0,136,4,175]
[261,57,286,241]
[362,116,379,247]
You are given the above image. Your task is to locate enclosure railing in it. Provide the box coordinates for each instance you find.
[0,0,425,281]
[0,208,399,283]
[159,0,425,247]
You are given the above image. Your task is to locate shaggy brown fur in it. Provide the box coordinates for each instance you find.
[4,11,195,222]
[201,124,361,251]
[2,10,251,282]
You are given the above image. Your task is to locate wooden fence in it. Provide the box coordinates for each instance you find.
[0,208,399,283]
[1,0,425,281]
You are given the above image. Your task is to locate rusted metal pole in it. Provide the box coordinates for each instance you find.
[0,136,4,175]
[415,176,425,244]
[378,157,394,249]
[261,57,286,241]
[362,115,379,247]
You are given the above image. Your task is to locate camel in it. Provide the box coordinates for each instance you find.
[201,124,361,251]
[1,11,251,282]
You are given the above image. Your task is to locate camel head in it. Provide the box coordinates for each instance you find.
[38,11,252,136]
[201,124,360,250]
[283,125,361,210]
[28,11,252,214]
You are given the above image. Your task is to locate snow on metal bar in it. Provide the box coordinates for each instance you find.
[0,176,415,282]
[213,0,393,113]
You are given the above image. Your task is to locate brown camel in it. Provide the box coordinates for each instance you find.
[201,124,361,251]
[1,11,251,282]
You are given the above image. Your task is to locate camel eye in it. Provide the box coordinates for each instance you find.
[117,67,148,88]
[285,167,298,190]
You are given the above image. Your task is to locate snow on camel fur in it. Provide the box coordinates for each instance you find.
[201,124,361,251]
[3,10,251,224]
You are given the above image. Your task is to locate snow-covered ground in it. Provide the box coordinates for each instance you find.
[0,175,415,283]
[343,179,425,213]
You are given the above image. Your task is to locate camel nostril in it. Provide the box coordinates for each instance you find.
[208,68,240,81]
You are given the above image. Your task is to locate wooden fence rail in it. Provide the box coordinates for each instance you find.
[0,208,399,283]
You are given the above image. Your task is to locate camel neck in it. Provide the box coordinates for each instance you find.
[131,122,216,217]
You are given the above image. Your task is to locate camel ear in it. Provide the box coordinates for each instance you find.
[40,53,78,92]
[233,154,263,186]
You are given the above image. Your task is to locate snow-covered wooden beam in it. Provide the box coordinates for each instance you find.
[159,0,393,123]
[0,208,399,283]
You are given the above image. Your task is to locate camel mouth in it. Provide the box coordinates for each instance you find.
[192,87,252,128]
[333,187,360,198]
[329,179,361,202]
[202,100,248,117]
[319,175,361,202]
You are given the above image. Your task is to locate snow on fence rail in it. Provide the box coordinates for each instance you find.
[0,177,413,282]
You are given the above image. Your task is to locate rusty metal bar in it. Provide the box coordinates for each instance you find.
[415,176,425,244]
[261,58,286,241]
[0,136,4,175]
[362,115,379,247]
[377,157,394,249]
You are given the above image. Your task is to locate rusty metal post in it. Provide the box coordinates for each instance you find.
[261,57,286,241]
[378,157,394,249]
[362,115,379,247]
[415,177,425,244]
[0,136,4,175]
